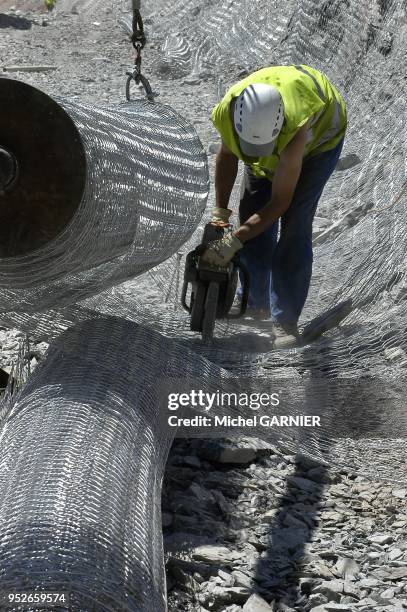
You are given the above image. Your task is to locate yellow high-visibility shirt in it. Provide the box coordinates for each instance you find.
[211,65,347,180]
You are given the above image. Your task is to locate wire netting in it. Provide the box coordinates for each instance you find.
[79,0,407,480]
[0,317,230,612]
[1,0,406,477]
[0,0,406,609]
[0,97,209,313]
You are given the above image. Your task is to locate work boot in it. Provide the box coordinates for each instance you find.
[244,306,270,321]
[272,321,300,349]
[230,293,270,320]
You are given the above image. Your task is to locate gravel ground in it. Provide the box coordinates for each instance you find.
[0,3,406,612]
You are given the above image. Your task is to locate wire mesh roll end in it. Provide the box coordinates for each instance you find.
[0,79,87,258]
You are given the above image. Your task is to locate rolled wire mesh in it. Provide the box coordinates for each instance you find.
[0,94,209,313]
[0,317,226,612]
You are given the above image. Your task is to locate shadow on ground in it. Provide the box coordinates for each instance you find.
[0,13,33,29]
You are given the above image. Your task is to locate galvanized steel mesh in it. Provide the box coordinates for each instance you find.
[0,317,226,612]
[0,0,406,609]
[0,96,209,313]
[118,0,407,469]
[106,0,407,473]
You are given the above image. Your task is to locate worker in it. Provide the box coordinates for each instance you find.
[202,65,347,348]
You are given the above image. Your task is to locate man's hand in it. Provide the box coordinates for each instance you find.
[211,207,233,226]
[201,233,243,267]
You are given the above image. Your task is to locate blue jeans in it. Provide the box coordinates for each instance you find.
[238,138,344,324]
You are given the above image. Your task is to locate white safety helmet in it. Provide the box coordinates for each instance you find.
[233,83,285,157]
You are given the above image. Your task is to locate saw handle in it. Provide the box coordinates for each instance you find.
[228,256,250,319]
[180,250,198,313]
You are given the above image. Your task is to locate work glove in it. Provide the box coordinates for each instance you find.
[201,233,243,267]
[211,207,233,226]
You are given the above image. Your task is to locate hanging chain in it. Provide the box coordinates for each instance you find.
[126,1,154,103]
[131,3,146,48]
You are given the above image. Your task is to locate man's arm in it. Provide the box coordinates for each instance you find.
[234,122,309,243]
[215,141,239,209]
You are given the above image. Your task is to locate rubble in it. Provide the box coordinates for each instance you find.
[164,440,407,611]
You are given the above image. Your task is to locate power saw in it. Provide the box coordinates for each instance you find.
[181,223,250,343]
